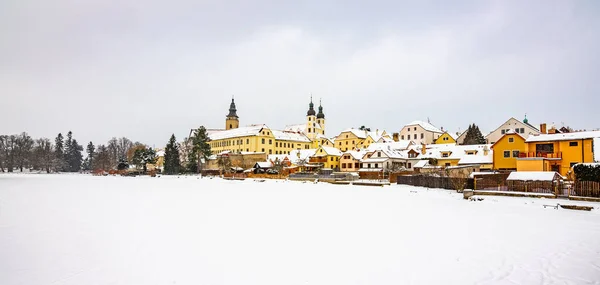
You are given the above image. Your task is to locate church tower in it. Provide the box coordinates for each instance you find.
[306,96,317,140]
[226,97,239,130]
[316,99,325,136]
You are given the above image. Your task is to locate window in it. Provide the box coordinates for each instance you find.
[504,151,510,158]
[246,139,249,144]
[368,163,371,168]
[375,164,378,168]
[261,138,265,144]
[536,143,554,154]
[360,163,363,168]
[346,141,348,145]
[569,142,578,147]
[520,128,524,133]
[508,137,514,143]
[501,130,506,134]
[445,163,451,167]
[408,163,412,168]
[414,134,417,139]
[401,135,404,140]
[275,142,278,147]
[377,152,381,157]
[269,139,272,145]
[330,157,334,161]
[442,153,448,158]
[421,133,424,139]
[246,148,249,152]
[414,127,417,131]
[512,150,520,157]
[342,163,346,168]
[269,150,272,154]
[262,148,265,152]
[515,128,520,133]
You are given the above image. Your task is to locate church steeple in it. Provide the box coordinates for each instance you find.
[317,99,325,119]
[227,98,238,118]
[226,96,239,130]
[307,95,316,116]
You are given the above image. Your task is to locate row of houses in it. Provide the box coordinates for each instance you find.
[197,98,599,178]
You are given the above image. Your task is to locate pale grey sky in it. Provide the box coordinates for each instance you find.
[2,0,599,147]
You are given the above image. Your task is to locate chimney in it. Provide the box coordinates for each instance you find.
[392,133,399,142]
[540,123,547,134]
[483,146,489,156]
[421,143,427,155]
[376,129,379,136]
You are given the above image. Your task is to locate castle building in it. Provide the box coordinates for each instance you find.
[206,98,325,156]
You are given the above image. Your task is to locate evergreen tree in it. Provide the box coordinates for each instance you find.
[132,146,157,173]
[86,142,95,170]
[462,124,487,145]
[163,134,181,175]
[54,133,65,171]
[64,131,73,170]
[69,139,83,172]
[191,126,212,173]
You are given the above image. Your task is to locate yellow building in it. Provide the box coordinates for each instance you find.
[206,98,317,157]
[491,133,527,171]
[435,132,457,144]
[334,129,389,152]
[516,131,600,176]
[310,146,342,170]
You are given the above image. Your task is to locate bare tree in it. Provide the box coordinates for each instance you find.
[94,145,111,171]
[2,135,17,172]
[107,137,119,169]
[34,138,54,173]
[0,135,6,172]
[14,132,34,172]
[117,137,133,161]
[446,168,470,192]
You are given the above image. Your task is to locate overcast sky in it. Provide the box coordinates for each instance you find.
[2,0,599,147]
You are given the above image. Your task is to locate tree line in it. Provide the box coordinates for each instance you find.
[0,126,213,175]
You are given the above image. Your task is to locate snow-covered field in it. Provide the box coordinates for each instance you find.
[1,174,600,285]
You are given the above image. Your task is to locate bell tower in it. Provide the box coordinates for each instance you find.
[316,99,325,136]
[306,95,317,139]
[226,97,239,130]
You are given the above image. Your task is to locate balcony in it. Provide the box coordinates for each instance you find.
[518,152,562,159]
[309,157,329,163]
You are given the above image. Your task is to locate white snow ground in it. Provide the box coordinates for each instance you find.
[1,174,600,285]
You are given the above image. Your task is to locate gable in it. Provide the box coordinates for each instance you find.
[491,133,525,149]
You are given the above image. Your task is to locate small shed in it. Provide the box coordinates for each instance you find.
[253,162,273,174]
[506,171,562,194]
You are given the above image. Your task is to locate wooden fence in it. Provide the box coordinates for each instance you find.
[505,180,556,194]
[574,181,600,198]
[396,175,474,190]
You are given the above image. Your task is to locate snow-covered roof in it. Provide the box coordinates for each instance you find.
[155,150,165,157]
[283,124,306,133]
[289,149,317,164]
[343,150,368,160]
[367,141,414,151]
[413,160,429,168]
[361,158,389,163]
[525,131,600,143]
[404,121,443,133]
[254,161,273,169]
[272,130,311,142]
[458,151,493,165]
[208,125,268,141]
[317,146,343,156]
[267,154,289,162]
[506,171,561,181]
[339,128,370,139]
[408,144,492,161]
